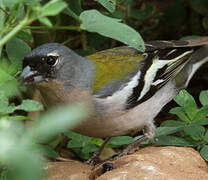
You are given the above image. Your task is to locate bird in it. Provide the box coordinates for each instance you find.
[20,37,208,164]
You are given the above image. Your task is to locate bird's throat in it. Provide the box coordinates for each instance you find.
[36,79,94,109]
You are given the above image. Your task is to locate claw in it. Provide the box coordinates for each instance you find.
[102,162,116,173]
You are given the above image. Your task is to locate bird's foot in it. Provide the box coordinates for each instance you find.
[86,137,147,167]
[85,137,111,166]
[86,130,152,165]
[85,153,102,166]
[102,162,116,173]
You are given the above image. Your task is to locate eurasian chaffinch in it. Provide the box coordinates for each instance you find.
[20,37,208,164]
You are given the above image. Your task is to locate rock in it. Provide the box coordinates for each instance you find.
[45,161,91,180]
[45,146,208,180]
[94,146,208,180]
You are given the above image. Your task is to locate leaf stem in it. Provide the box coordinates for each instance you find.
[24,25,80,31]
[0,17,30,48]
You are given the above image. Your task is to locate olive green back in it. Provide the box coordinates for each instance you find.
[86,46,144,93]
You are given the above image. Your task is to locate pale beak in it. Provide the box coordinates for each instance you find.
[19,66,44,85]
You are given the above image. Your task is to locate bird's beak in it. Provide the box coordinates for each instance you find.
[19,66,44,85]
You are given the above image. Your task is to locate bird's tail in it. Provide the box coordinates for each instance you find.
[175,45,208,89]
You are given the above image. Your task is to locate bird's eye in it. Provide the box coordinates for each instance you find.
[46,56,58,66]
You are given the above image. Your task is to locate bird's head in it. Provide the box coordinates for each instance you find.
[20,43,74,85]
[20,43,94,90]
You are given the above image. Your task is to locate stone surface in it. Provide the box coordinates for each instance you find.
[46,146,208,180]
[45,161,91,180]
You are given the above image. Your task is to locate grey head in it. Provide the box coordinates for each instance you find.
[20,43,95,90]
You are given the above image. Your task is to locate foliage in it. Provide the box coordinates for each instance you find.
[0,103,87,180]
[0,0,208,179]
[0,0,145,62]
[66,130,134,159]
[148,90,208,161]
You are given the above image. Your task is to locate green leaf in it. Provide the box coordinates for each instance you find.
[0,79,20,99]
[6,103,16,114]
[184,98,198,120]
[63,7,80,21]
[6,37,31,68]
[40,0,68,17]
[67,133,91,148]
[28,1,41,12]
[174,93,185,107]
[155,126,183,137]
[80,10,145,51]
[38,17,52,27]
[200,145,208,161]
[65,130,83,140]
[184,125,205,141]
[0,92,9,114]
[0,63,20,98]
[67,0,83,15]
[0,2,5,32]
[16,30,33,42]
[32,104,88,143]
[174,90,193,107]
[203,130,208,143]
[169,107,190,122]
[65,130,91,143]
[152,136,194,146]
[96,0,116,13]
[0,58,18,76]
[7,115,32,121]
[161,120,187,127]
[74,149,91,160]
[38,145,59,158]
[15,3,25,20]
[22,0,41,2]
[7,147,42,180]
[180,35,200,40]
[193,118,208,125]
[90,138,104,146]
[2,0,20,9]
[82,144,99,154]
[199,90,208,106]
[108,136,134,146]
[0,66,13,82]
[193,105,208,121]
[174,90,198,120]
[67,139,83,148]
[15,100,43,112]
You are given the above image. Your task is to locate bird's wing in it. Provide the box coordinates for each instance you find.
[126,46,194,108]
[126,37,208,109]
[86,46,144,95]
[87,37,208,108]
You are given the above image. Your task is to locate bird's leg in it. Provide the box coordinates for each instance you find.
[118,136,148,157]
[86,137,111,165]
[118,121,156,157]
